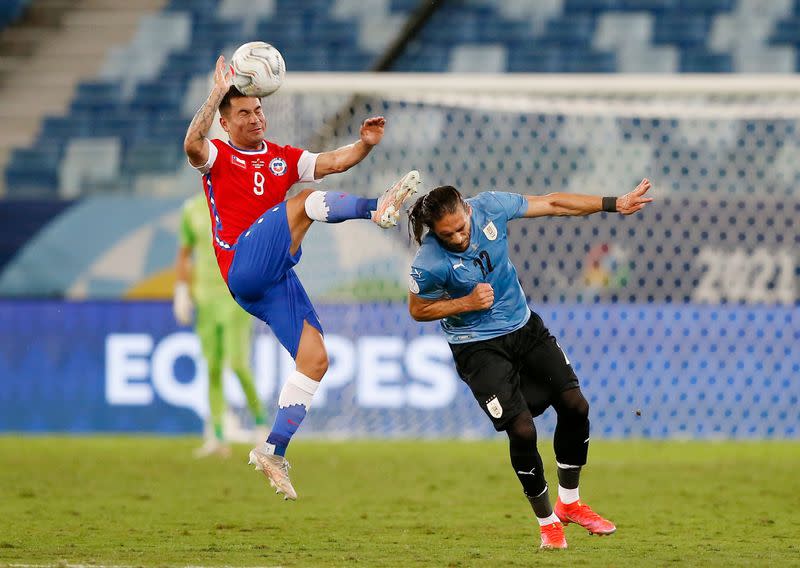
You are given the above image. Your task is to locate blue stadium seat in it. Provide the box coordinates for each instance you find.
[770,18,800,46]
[0,0,29,31]
[564,0,619,14]
[37,116,91,145]
[5,148,61,195]
[389,0,419,11]
[617,0,678,12]
[166,0,219,15]
[678,0,734,13]
[129,82,183,115]
[392,45,451,72]
[652,15,711,47]
[69,81,123,114]
[475,19,534,46]
[87,113,148,146]
[122,142,183,176]
[539,15,597,48]
[159,49,217,82]
[680,49,733,72]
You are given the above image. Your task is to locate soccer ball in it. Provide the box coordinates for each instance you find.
[230,41,285,97]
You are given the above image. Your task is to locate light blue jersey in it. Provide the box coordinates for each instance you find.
[410,191,530,344]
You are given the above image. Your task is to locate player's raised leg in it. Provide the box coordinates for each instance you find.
[284,170,421,253]
[552,387,616,535]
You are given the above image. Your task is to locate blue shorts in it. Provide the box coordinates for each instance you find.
[227,202,323,358]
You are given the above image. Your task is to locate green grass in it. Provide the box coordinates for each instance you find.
[0,437,798,567]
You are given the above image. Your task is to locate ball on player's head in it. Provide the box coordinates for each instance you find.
[230,41,285,97]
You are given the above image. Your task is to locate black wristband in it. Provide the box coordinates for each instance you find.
[602,196,617,213]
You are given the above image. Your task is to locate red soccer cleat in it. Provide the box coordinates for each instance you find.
[539,521,568,549]
[555,498,616,535]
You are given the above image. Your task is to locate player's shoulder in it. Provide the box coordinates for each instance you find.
[470,190,524,218]
[469,191,502,209]
[265,140,305,161]
[413,235,448,272]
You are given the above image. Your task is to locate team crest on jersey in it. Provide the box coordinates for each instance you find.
[482,221,498,241]
[231,155,247,169]
[252,159,265,169]
[269,157,287,176]
[486,396,503,419]
[409,275,420,294]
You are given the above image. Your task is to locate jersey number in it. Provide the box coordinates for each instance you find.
[253,171,265,195]
[473,250,494,278]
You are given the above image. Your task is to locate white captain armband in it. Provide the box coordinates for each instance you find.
[297,151,321,183]
[188,139,218,174]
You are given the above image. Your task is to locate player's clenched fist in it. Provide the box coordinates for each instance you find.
[467,282,494,311]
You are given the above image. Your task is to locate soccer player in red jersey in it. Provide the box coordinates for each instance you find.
[184,56,420,499]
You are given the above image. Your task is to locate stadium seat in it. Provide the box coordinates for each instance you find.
[4,147,61,196]
[652,15,712,47]
[5,0,797,195]
[770,18,800,45]
[59,138,121,197]
[449,44,507,73]
[617,0,678,12]
[680,49,733,72]
[0,0,29,32]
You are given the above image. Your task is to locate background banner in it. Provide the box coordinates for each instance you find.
[1,300,796,439]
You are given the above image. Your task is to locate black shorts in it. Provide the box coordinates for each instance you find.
[449,311,580,431]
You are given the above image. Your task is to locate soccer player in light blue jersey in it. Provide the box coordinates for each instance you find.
[407,180,652,549]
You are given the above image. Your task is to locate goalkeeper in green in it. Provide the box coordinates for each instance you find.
[174,193,266,458]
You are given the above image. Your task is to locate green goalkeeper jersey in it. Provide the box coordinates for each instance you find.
[179,193,233,305]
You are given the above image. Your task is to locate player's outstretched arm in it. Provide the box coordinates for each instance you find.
[409,283,494,322]
[313,117,386,179]
[522,178,652,218]
[184,55,232,167]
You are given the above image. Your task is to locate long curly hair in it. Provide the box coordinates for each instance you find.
[407,185,466,245]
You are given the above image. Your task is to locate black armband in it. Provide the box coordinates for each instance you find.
[602,196,617,213]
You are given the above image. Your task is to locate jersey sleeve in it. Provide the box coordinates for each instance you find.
[279,144,318,185]
[486,191,528,220]
[178,201,195,248]
[409,264,447,300]
[297,151,321,183]
[188,139,220,175]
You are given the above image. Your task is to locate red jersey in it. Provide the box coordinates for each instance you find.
[193,138,318,281]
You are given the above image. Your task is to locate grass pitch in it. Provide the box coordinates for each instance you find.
[0,437,798,567]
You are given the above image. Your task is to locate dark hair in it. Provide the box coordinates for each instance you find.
[219,85,256,115]
[407,185,467,245]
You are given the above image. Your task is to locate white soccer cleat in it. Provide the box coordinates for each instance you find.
[248,447,297,501]
[372,170,421,228]
[193,438,232,459]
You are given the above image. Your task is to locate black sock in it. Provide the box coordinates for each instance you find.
[526,485,553,518]
[557,466,581,490]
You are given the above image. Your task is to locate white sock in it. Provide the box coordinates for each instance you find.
[303,190,329,221]
[537,513,561,526]
[278,370,319,409]
[558,485,580,504]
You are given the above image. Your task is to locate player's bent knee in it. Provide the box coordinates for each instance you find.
[560,387,590,420]
[505,411,537,443]
[296,347,329,379]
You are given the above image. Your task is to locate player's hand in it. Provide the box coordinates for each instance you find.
[360,116,385,146]
[173,282,194,326]
[616,178,653,215]
[465,283,494,311]
[213,55,233,93]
